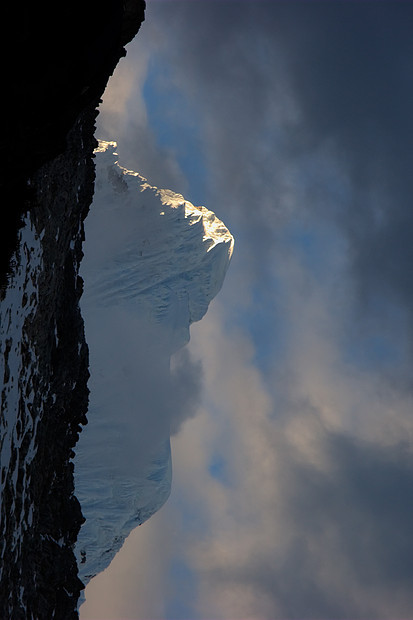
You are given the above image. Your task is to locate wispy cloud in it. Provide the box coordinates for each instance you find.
[163,267,413,619]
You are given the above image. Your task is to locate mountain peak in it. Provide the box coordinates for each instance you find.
[74,140,234,589]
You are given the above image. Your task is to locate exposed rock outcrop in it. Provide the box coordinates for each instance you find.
[0,2,145,617]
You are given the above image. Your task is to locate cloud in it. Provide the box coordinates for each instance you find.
[81,2,413,618]
[80,506,177,620]
[170,347,203,435]
[96,25,186,192]
[169,287,413,620]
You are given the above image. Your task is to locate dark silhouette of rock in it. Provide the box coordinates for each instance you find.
[0,2,145,617]
[0,0,146,290]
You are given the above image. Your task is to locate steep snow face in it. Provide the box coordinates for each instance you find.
[74,141,233,587]
[83,141,233,351]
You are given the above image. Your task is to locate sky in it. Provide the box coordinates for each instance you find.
[80,1,413,618]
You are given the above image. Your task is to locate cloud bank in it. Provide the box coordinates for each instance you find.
[82,2,413,618]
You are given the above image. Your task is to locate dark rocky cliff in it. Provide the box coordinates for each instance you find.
[1,0,146,289]
[0,2,145,617]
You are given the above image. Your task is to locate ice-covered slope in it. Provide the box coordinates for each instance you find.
[74,141,233,587]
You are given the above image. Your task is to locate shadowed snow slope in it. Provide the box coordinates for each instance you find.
[74,141,233,588]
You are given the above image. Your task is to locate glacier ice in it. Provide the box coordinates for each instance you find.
[73,141,233,588]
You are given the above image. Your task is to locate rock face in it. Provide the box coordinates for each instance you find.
[0,2,145,617]
[0,114,94,619]
[1,0,146,290]
[73,141,234,589]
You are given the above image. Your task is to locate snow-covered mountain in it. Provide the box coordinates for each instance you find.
[74,141,234,588]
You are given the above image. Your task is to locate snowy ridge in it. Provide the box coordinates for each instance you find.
[74,141,233,590]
